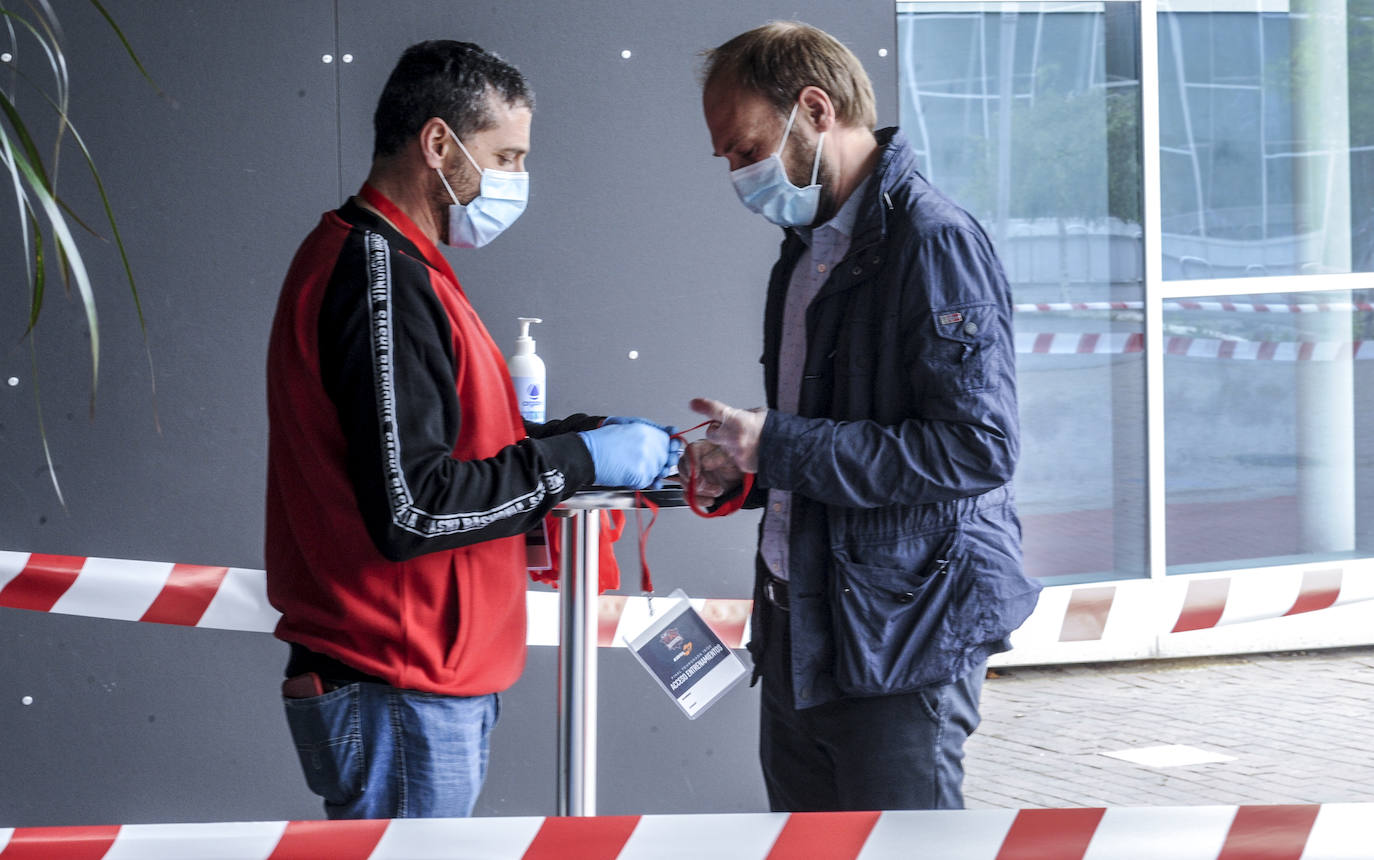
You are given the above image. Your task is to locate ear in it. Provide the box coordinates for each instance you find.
[418,117,451,169]
[797,86,836,134]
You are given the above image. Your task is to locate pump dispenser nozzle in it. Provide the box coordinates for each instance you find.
[514,317,542,356]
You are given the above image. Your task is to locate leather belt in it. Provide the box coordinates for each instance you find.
[764,574,790,611]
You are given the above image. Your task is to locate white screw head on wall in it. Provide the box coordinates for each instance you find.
[6,377,17,387]
[879,48,889,57]
[621,49,632,59]
[322,53,334,64]
[627,350,639,360]
[342,53,354,64]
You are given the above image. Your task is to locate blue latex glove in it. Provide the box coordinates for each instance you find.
[603,415,672,433]
[601,416,683,487]
[578,423,676,490]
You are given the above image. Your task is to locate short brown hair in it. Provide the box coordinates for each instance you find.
[702,21,876,130]
[373,40,533,160]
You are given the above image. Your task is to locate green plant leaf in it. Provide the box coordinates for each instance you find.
[85,0,161,97]
[0,8,69,111]
[0,122,100,404]
[27,209,43,331]
[6,45,155,421]
[45,98,145,330]
[0,0,162,498]
[0,87,49,187]
[27,332,64,508]
[0,112,37,298]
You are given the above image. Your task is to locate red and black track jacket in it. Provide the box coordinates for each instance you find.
[265,183,596,695]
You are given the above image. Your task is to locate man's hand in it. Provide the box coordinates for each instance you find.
[679,439,744,501]
[690,397,766,474]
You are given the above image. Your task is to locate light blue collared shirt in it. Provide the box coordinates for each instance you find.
[760,178,870,581]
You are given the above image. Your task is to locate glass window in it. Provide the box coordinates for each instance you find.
[1164,289,1374,571]
[897,2,1147,582]
[1158,0,1374,278]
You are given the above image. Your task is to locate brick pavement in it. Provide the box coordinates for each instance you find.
[964,646,1374,808]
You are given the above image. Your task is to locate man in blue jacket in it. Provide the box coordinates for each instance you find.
[684,21,1042,812]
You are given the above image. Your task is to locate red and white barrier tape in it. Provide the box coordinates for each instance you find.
[0,550,753,647]
[5,551,1374,661]
[0,552,278,633]
[1014,331,1374,359]
[1003,559,1374,665]
[525,591,753,650]
[1015,300,1374,314]
[0,804,1368,859]
[1021,563,1370,641]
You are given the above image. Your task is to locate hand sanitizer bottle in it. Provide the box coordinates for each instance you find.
[508,317,545,423]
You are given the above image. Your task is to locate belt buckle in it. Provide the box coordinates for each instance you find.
[765,576,789,611]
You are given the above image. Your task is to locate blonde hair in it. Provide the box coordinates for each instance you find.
[702,21,877,130]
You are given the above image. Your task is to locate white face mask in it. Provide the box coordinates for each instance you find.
[729,103,825,227]
[436,130,529,248]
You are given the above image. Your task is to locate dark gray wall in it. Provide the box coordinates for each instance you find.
[0,1,895,825]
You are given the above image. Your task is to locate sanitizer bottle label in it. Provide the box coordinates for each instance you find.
[512,376,545,423]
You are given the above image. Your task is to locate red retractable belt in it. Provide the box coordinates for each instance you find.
[630,421,756,593]
[674,421,755,519]
[531,421,756,595]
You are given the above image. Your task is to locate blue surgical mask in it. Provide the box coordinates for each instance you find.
[436,130,528,248]
[729,103,825,227]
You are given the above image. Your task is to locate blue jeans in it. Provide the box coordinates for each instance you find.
[283,681,499,819]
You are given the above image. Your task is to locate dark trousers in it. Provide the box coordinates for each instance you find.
[758,599,985,812]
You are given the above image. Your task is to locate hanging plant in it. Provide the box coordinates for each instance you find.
[2,0,157,504]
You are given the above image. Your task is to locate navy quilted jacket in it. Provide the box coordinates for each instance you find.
[748,128,1042,708]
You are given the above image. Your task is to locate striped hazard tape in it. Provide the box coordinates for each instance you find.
[0,552,277,633]
[1005,559,1374,665]
[4,551,1374,665]
[1015,300,1374,314]
[1051,566,1348,641]
[0,550,753,647]
[0,804,1368,858]
[1014,331,1374,360]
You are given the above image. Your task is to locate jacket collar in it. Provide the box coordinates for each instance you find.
[357,182,462,287]
[851,127,914,251]
[783,127,915,258]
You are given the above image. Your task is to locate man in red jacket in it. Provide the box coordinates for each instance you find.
[265,40,674,819]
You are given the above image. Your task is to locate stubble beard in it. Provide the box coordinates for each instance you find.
[783,133,837,227]
[434,159,481,244]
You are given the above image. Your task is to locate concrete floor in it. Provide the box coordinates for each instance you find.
[965,646,1374,809]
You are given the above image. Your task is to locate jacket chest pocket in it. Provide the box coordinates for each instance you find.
[804,257,886,378]
[926,302,999,393]
[829,528,968,696]
[819,317,877,380]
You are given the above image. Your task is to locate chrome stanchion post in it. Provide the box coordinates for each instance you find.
[555,507,600,816]
[576,508,600,816]
[555,508,578,816]
[554,488,680,815]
